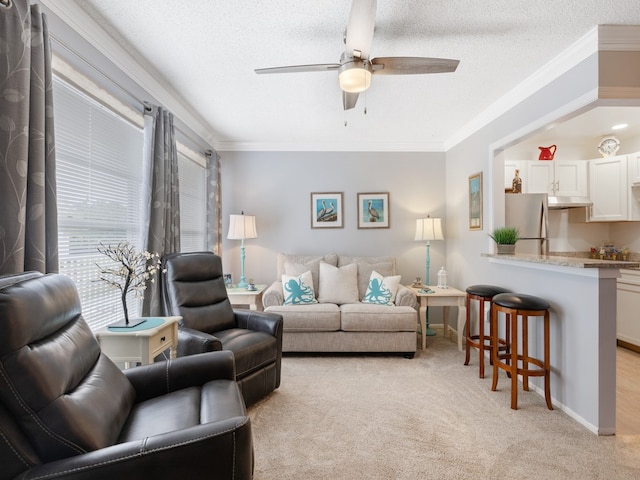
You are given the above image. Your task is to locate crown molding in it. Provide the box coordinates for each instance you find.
[598,25,640,51]
[40,0,217,150]
[445,26,600,151]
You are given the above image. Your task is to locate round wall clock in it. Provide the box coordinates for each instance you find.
[598,136,620,157]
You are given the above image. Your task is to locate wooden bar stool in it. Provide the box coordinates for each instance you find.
[490,293,553,410]
[464,285,510,378]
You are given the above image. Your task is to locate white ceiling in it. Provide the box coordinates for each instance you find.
[64,1,640,152]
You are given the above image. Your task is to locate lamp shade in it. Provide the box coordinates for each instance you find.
[415,217,444,241]
[227,214,257,240]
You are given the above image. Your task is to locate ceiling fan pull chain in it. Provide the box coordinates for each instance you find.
[364,82,367,115]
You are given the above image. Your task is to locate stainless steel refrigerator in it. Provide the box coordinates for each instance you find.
[505,193,549,255]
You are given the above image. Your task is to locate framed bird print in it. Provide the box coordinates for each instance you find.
[358,192,389,229]
[311,192,343,228]
[468,172,483,230]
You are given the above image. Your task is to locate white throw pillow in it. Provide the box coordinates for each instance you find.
[282,271,318,305]
[362,271,402,306]
[317,262,359,305]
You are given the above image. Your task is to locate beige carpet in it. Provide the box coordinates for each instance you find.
[248,335,640,480]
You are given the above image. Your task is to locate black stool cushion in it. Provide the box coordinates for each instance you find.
[492,293,550,311]
[466,284,511,298]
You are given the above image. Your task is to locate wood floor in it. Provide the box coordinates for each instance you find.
[617,345,640,435]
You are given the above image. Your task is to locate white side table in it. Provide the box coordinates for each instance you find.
[95,316,180,369]
[226,284,266,311]
[409,286,467,351]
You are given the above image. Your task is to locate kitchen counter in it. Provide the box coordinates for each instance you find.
[482,253,640,269]
[480,251,628,434]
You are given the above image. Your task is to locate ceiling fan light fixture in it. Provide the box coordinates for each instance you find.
[338,60,372,93]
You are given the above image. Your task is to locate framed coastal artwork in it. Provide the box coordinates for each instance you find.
[357,192,389,229]
[468,172,483,230]
[310,192,343,228]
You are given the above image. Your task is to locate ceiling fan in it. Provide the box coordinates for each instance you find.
[255,0,460,110]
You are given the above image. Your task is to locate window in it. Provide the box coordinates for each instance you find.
[54,77,145,330]
[178,152,207,252]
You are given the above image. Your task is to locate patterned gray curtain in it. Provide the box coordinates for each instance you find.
[206,149,222,255]
[0,0,58,275]
[141,104,180,316]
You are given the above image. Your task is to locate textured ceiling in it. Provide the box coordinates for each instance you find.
[69,0,640,151]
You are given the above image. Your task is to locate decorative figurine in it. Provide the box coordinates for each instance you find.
[512,169,522,193]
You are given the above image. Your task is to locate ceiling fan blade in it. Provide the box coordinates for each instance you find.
[370,57,459,75]
[344,0,377,59]
[342,91,359,110]
[255,63,340,74]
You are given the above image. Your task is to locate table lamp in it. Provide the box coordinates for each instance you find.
[415,216,444,336]
[227,212,257,288]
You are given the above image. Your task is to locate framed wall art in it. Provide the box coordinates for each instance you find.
[468,172,483,230]
[357,192,389,229]
[311,192,343,228]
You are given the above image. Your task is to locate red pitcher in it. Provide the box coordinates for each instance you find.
[538,145,557,160]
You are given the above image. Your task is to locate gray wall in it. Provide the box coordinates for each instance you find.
[220,151,446,287]
[445,54,600,291]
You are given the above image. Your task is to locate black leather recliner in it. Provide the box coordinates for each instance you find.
[0,272,253,480]
[161,252,283,407]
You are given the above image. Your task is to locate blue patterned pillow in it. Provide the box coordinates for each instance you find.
[282,271,318,305]
[362,271,401,306]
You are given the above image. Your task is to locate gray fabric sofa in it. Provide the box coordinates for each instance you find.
[263,254,418,357]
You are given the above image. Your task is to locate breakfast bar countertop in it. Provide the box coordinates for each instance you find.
[481,253,640,269]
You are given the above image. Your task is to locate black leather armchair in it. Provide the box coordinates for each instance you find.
[161,252,283,407]
[0,272,253,480]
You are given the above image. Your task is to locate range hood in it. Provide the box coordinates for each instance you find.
[547,195,593,209]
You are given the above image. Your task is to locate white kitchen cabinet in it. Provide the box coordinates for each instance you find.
[525,161,553,194]
[589,155,628,221]
[627,152,640,221]
[617,269,640,351]
[504,160,523,191]
[526,159,588,196]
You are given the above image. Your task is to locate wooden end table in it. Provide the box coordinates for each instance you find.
[95,316,180,369]
[409,286,467,350]
[226,284,266,311]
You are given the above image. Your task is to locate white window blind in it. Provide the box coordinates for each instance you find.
[54,76,145,331]
[178,152,207,252]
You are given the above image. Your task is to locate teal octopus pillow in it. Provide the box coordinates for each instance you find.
[362,271,401,306]
[282,271,318,305]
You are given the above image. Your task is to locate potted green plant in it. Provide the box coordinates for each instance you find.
[489,226,519,254]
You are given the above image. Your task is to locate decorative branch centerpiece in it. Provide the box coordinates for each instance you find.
[96,242,162,328]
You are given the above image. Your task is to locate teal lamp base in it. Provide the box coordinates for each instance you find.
[236,240,249,288]
[425,326,438,337]
[425,306,437,336]
[424,242,437,336]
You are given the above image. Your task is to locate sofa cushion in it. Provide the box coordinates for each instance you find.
[265,303,341,332]
[338,255,396,300]
[340,303,418,332]
[282,271,317,305]
[362,271,402,306]
[279,253,338,293]
[317,262,359,305]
